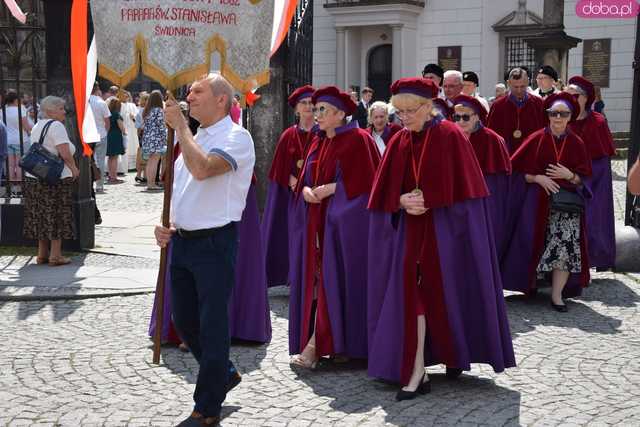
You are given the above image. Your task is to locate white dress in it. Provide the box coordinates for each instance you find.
[122,102,139,170]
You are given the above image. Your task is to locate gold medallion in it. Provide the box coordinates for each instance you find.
[513,129,522,138]
[411,188,423,197]
[296,159,304,169]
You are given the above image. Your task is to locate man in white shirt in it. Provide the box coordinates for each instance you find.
[462,71,490,112]
[88,83,111,192]
[155,73,255,427]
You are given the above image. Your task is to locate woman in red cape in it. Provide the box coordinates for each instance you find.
[501,92,593,311]
[452,94,512,258]
[366,101,402,155]
[566,76,616,270]
[261,85,316,288]
[289,86,380,369]
[367,78,515,401]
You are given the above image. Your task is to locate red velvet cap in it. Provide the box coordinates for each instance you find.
[390,78,438,99]
[311,86,357,115]
[288,85,315,108]
[453,94,487,123]
[568,76,595,109]
[543,92,580,122]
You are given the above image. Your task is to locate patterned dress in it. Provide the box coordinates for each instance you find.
[537,211,582,274]
[141,107,167,158]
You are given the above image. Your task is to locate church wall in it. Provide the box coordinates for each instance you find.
[313,0,337,86]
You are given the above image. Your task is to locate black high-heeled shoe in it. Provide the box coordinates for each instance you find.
[395,373,431,401]
[550,301,568,312]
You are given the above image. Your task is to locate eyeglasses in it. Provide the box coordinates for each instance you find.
[453,113,475,122]
[546,109,572,118]
[312,105,336,116]
[395,104,425,117]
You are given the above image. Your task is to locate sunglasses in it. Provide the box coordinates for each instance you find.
[546,109,572,118]
[453,113,475,122]
[312,105,336,116]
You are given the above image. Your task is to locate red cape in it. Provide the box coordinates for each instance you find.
[368,118,489,212]
[268,125,315,188]
[511,128,593,289]
[568,111,616,160]
[468,126,512,175]
[367,123,402,145]
[487,94,545,154]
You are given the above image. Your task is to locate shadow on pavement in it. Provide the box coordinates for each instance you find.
[506,288,623,338]
[579,278,640,308]
[294,364,521,425]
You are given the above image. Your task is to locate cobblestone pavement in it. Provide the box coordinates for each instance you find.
[1,164,639,426]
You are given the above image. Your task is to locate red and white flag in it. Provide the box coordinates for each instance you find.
[3,0,27,24]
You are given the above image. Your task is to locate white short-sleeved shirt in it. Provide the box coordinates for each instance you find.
[88,95,111,140]
[4,105,30,146]
[26,120,76,179]
[171,115,255,230]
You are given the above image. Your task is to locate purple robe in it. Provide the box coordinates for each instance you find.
[229,183,272,343]
[261,181,291,287]
[149,184,272,344]
[485,173,512,260]
[367,199,516,383]
[585,157,616,269]
[148,244,180,344]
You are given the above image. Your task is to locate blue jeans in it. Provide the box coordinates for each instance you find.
[170,223,238,417]
[0,156,5,181]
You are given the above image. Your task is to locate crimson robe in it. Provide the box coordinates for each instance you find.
[292,121,380,357]
[368,117,515,385]
[262,125,316,287]
[503,128,593,296]
[487,93,545,154]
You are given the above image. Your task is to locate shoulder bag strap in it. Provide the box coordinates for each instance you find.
[37,119,55,146]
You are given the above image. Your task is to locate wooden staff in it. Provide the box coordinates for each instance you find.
[152,91,177,365]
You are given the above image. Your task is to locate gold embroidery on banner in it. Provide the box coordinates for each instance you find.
[97,34,270,92]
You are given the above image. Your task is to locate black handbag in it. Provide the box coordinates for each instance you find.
[18,120,63,185]
[550,187,585,214]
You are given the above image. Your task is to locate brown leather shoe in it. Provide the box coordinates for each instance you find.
[176,411,220,426]
[48,257,71,267]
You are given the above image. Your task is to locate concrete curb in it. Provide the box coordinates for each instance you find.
[0,287,155,302]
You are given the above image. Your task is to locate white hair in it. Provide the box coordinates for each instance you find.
[495,83,506,90]
[367,101,389,122]
[443,70,463,83]
[40,96,65,118]
[567,84,587,96]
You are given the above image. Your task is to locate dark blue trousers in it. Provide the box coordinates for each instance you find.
[170,223,238,417]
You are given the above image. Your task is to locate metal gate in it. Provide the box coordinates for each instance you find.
[0,0,47,198]
[284,0,313,127]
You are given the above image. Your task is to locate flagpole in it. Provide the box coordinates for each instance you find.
[152,92,176,365]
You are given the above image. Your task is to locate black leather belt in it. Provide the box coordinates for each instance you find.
[176,222,233,239]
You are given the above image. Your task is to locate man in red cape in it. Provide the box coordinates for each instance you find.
[487,67,545,154]
[367,78,515,399]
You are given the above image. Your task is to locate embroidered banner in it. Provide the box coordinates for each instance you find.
[90,0,274,92]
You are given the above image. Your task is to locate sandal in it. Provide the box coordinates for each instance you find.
[290,344,318,370]
[48,256,71,267]
[36,257,49,265]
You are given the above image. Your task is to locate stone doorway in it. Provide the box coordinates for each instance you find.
[367,44,392,103]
